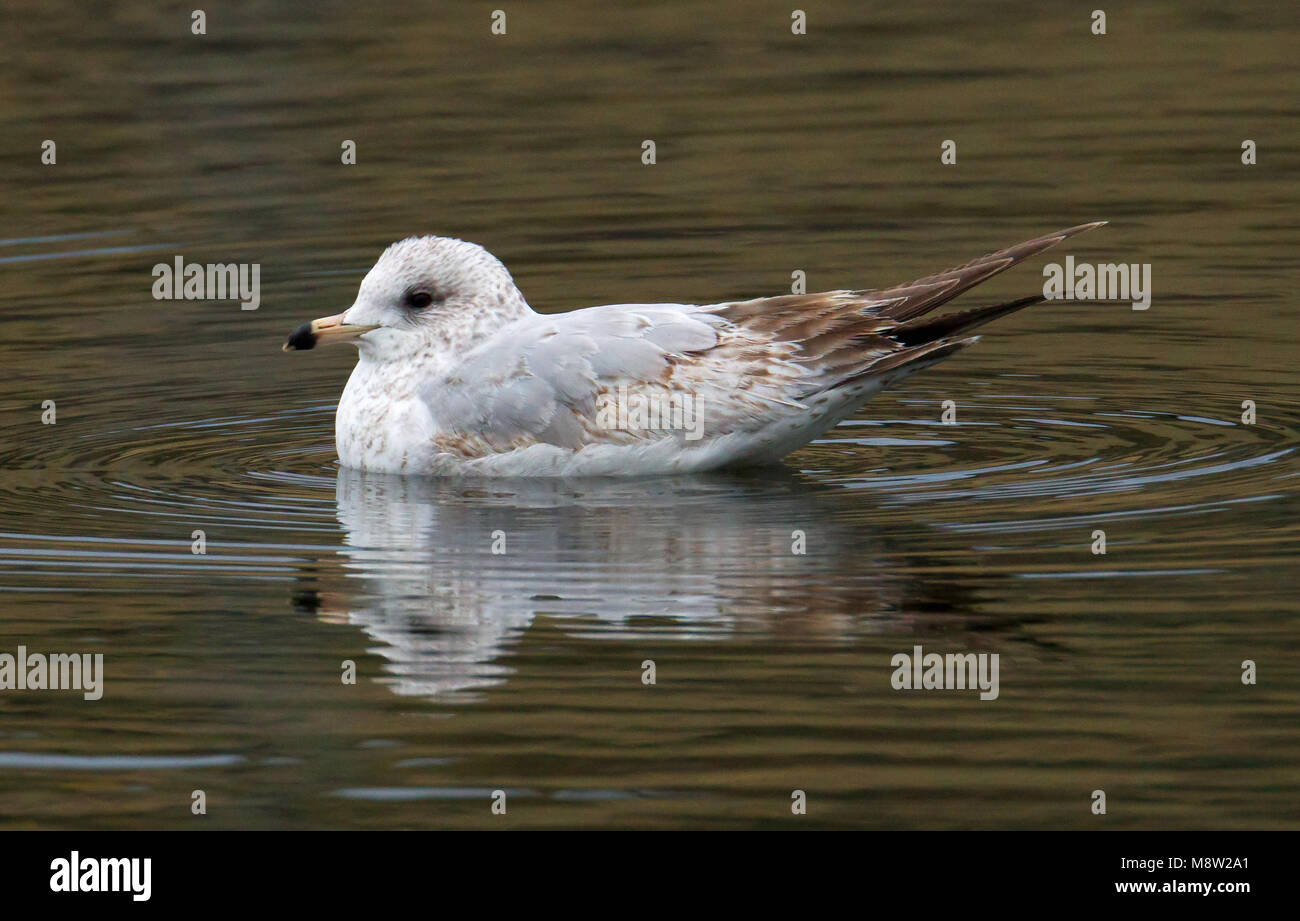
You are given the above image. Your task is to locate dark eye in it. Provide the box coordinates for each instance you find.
[406,290,437,309]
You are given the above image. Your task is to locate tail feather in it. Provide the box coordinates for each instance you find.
[730,222,1107,400]
[832,336,979,391]
[818,223,1111,393]
[889,294,1046,348]
[829,294,1048,392]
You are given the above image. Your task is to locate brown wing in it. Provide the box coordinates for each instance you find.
[710,222,1106,393]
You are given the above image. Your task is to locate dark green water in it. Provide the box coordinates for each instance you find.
[0,1,1296,828]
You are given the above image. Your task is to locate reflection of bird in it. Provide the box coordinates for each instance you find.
[293,469,1053,700]
[318,470,908,698]
[285,223,1105,475]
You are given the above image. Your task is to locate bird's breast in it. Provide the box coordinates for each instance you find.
[335,362,435,473]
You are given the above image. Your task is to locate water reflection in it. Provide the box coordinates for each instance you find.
[307,468,985,698]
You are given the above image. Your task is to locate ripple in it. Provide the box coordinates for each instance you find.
[817,381,1299,526]
[0,752,245,770]
[332,786,539,801]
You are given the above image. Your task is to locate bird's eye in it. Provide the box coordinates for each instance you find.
[406,290,436,309]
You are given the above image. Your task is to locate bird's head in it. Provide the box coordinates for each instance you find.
[283,236,530,362]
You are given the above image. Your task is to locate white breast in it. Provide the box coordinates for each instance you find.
[336,360,437,474]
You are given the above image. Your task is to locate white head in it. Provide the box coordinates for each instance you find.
[283,236,532,362]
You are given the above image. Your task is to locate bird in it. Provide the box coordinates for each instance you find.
[284,222,1105,476]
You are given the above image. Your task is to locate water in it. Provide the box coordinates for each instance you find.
[0,0,1297,829]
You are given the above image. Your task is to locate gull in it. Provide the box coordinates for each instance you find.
[284,222,1105,476]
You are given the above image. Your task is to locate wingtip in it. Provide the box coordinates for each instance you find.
[1062,220,1108,236]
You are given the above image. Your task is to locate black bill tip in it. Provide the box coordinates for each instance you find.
[283,322,316,351]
